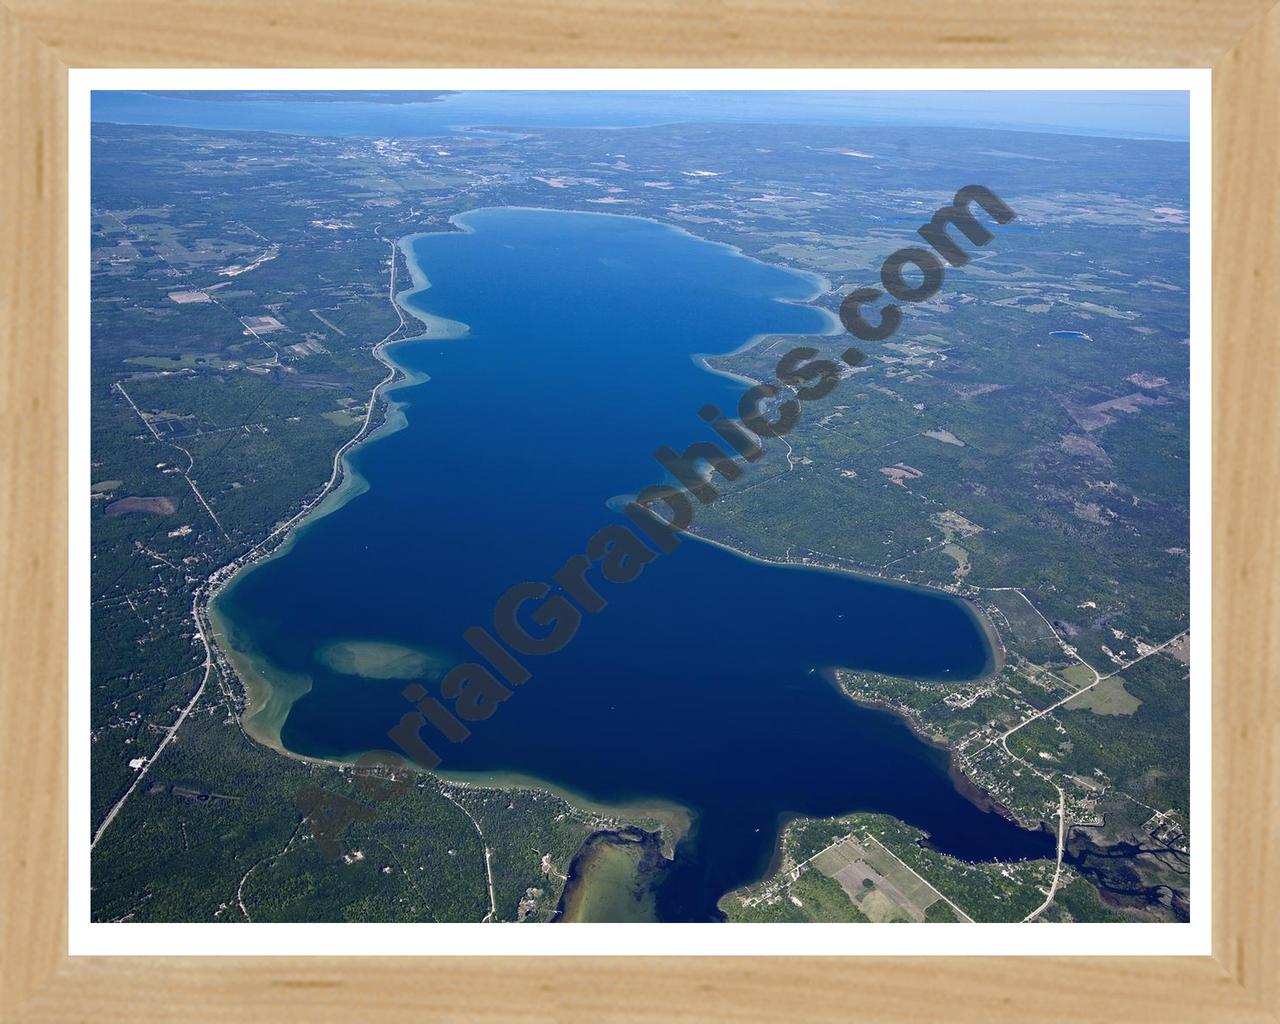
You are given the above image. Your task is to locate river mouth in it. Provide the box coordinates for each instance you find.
[212,206,1054,920]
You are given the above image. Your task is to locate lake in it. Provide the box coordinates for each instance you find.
[212,207,1053,921]
[91,90,1189,141]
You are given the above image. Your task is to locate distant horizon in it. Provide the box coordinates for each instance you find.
[91,89,1190,143]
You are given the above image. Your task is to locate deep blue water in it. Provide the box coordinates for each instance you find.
[214,208,1053,920]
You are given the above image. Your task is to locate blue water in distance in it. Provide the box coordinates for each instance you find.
[91,90,1191,141]
[214,207,1053,920]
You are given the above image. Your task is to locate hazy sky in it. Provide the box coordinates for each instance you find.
[92,89,1191,142]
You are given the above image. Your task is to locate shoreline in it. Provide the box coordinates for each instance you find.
[201,206,1013,898]
[685,530,1005,683]
[839,687,1031,828]
[432,769,693,857]
[552,825,667,923]
[206,206,846,751]
[205,232,467,745]
[200,214,705,867]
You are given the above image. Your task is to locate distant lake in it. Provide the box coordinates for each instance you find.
[91,90,1190,141]
[212,207,1053,920]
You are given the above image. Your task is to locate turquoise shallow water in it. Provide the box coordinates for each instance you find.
[213,207,1052,920]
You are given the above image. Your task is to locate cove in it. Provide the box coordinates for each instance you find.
[211,207,1054,921]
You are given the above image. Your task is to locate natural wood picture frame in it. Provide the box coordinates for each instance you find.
[2,2,1276,1020]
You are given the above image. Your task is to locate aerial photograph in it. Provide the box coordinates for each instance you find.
[87,87,1192,927]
